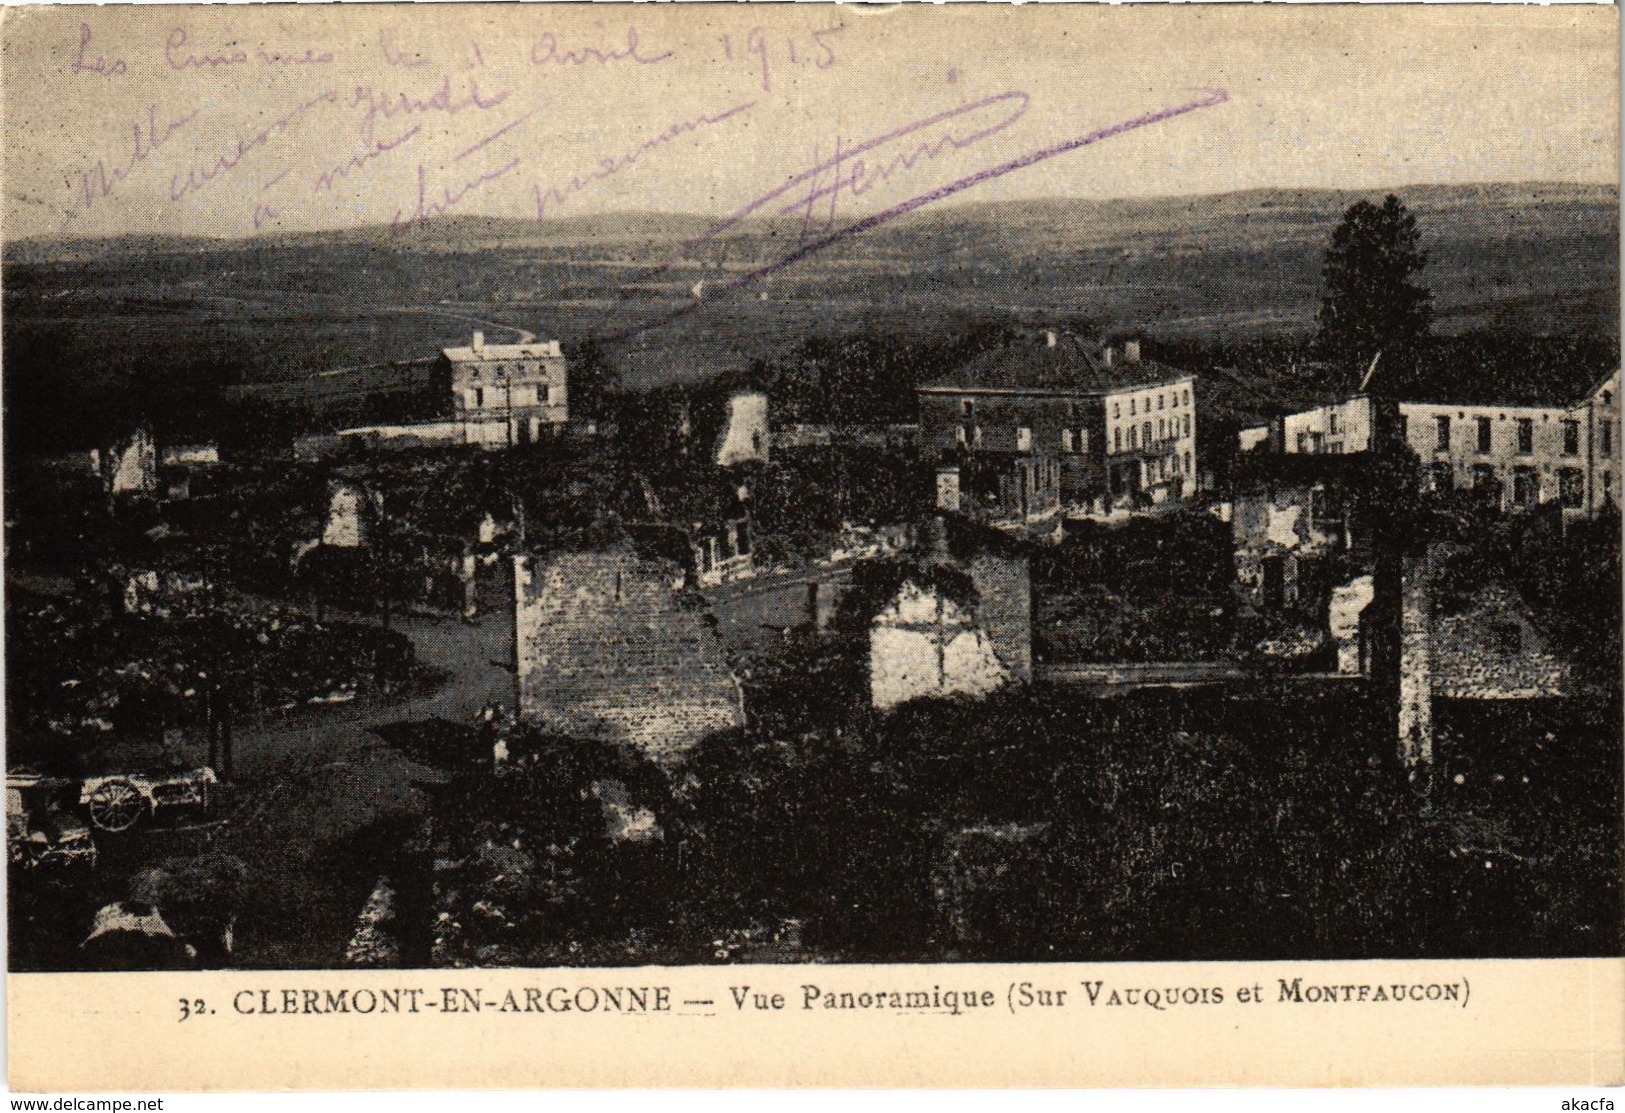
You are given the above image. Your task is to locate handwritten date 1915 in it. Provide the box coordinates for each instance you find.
[716,23,844,92]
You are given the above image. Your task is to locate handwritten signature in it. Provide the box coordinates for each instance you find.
[782,91,1030,236]
[613,86,1231,339]
[532,100,756,221]
[63,105,198,223]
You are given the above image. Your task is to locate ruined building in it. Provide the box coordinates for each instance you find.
[867,519,1033,711]
[512,551,745,762]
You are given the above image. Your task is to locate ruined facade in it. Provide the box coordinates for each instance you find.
[513,552,745,762]
[1244,370,1622,517]
[1432,586,1572,699]
[714,391,770,467]
[867,522,1032,711]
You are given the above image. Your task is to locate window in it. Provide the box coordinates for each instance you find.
[973,426,984,449]
[961,399,975,417]
[1329,411,1340,435]
[1560,467,1586,508]
[1158,419,1166,440]
[1113,402,1121,419]
[1435,415,1451,451]
[1472,463,1497,493]
[1129,426,1138,450]
[1562,420,1580,455]
[1429,462,1453,492]
[1183,389,1190,406]
[1477,417,1492,453]
[1078,429,1089,454]
[1517,418,1534,454]
[1184,451,1192,475]
[1183,415,1191,437]
[1512,466,1537,507]
[1061,429,1076,453]
[1114,427,1122,453]
[1605,390,1614,407]
[955,426,968,447]
[1158,394,1165,410]
[1016,427,1032,452]
[1603,420,1613,458]
[1143,421,1153,447]
[1130,399,1137,416]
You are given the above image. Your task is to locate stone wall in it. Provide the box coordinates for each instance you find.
[1397,553,1433,767]
[1431,586,1571,699]
[513,552,745,763]
[968,553,1032,682]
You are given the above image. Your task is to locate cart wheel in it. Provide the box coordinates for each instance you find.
[87,779,144,832]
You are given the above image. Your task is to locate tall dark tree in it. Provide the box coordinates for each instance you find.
[1315,195,1433,372]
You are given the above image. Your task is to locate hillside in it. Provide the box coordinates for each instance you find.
[4,182,1616,453]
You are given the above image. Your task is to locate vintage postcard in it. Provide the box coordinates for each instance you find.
[3,1,1621,1092]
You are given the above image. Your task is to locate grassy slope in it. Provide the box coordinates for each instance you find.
[3,182,1616,447]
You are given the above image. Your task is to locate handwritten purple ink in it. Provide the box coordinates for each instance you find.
[252,202,280,230]
[455,112,535,163]
[71,24,127,76]
[350,76,508,145]
[391,159,521,236]
[170,89,339,202]
[647,92,1032,280]
[613,87,1230,340]
[166,29,332,69]
[532,100,756,221]
[313,124,422,193]
[380,30,430,69]
[63,105,198,221]
[530,26,672,66]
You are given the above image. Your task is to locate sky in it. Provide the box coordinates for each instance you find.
[1,3,1617,240]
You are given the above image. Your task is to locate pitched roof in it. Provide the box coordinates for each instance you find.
[442,341,562,362]
[921,335,1192,395]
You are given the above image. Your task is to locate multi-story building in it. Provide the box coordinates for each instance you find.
[1243,369,1621,516]
[919,334,1198,519]
[437,332,568,447]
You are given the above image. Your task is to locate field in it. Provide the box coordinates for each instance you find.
[4,181,1617,455]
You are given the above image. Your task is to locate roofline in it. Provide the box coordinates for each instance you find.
[1397,398,1589,415]
[918,374,1196,398]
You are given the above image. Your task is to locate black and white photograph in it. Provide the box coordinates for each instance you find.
[1,4,1619,1084]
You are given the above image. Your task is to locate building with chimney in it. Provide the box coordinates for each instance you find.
[437,332,569,448]
[919,334,1198,521]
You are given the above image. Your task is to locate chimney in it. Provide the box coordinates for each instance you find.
[1124,340,1141,363]
[472,331,484,352]
[1045,330,1058,349]
[1102,346,1114,368]
[921,517,952,565]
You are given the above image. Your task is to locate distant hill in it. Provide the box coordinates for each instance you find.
[4,181,1615,454]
